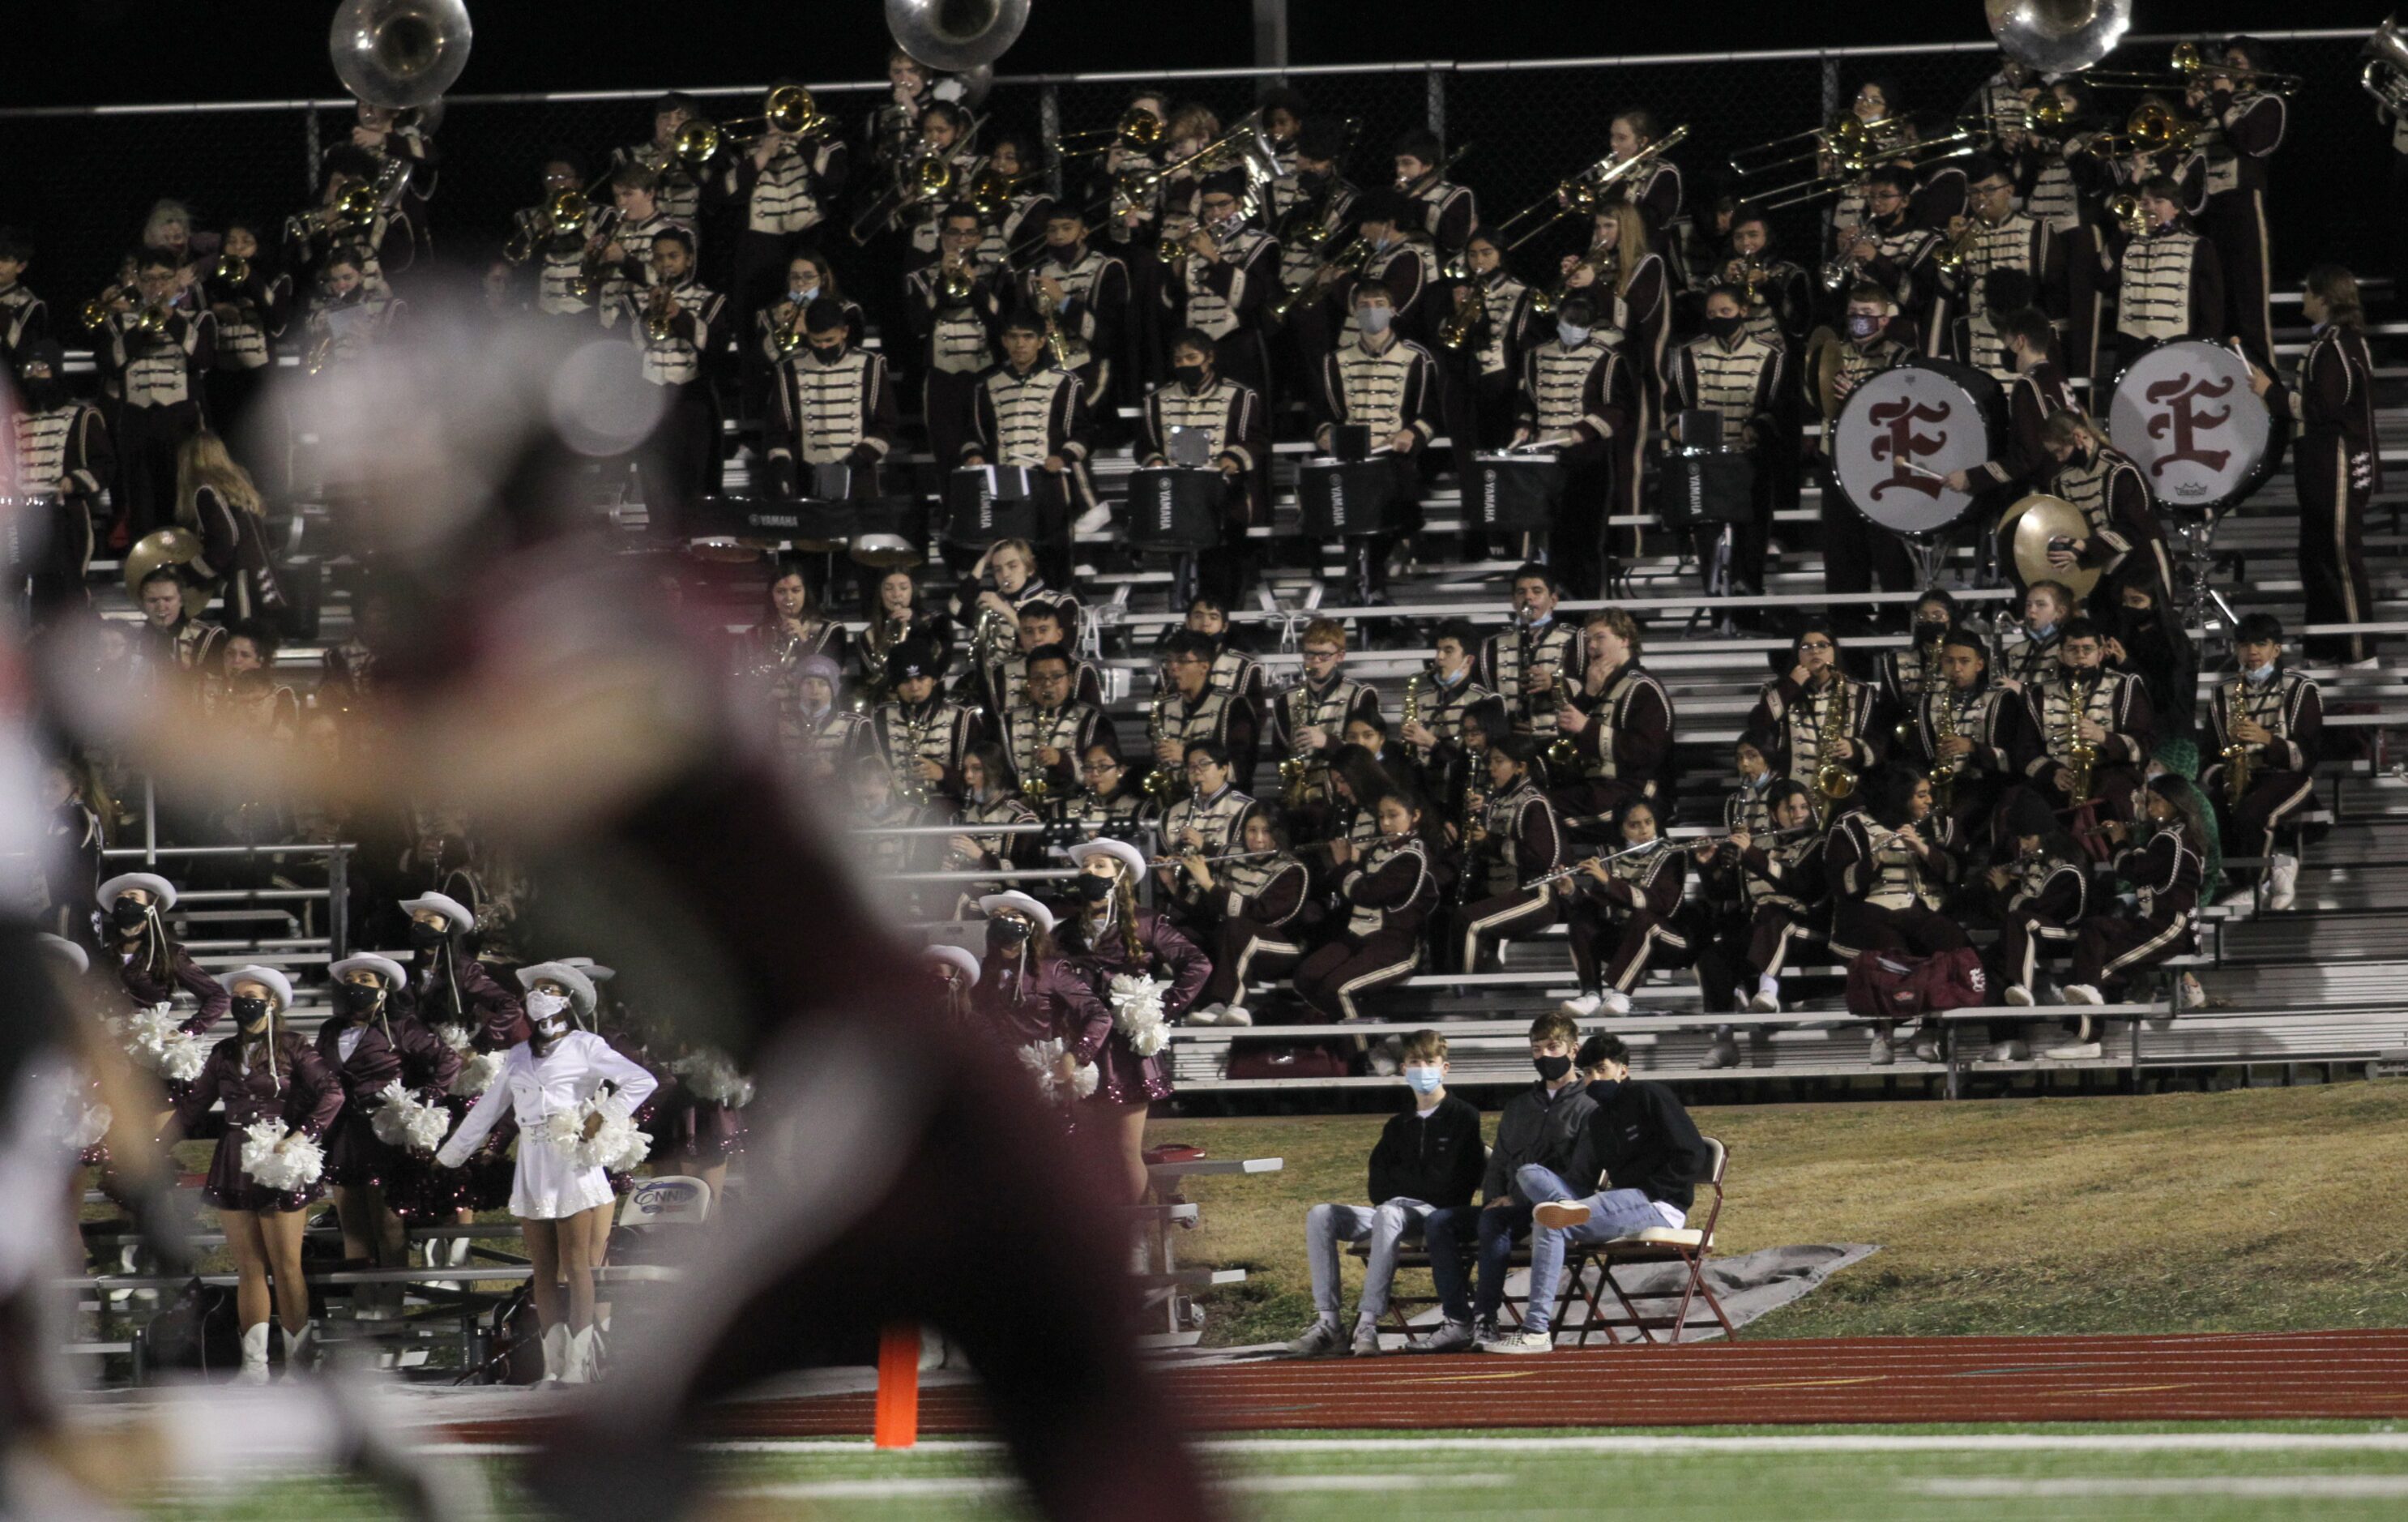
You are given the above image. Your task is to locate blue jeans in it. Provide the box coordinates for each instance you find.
[1304,1199,1472,1321]
[1514,1164,1672,1334]
[1425,1200,1532,1323]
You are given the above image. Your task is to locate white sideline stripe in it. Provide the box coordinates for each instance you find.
[729,1473,1508,1499]
[623,1434,2408,1458]
[1911,1477,2408,1498]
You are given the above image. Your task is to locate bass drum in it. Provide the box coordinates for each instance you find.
[2105,338,2276,515]
[1832,357,2003,537]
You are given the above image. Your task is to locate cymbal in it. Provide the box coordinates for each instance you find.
[2003,492,2101,600]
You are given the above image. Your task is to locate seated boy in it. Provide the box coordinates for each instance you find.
[1485,1032,1712,1353]
[1414,1014,1598,1353]
[1283,1028,1485,1357]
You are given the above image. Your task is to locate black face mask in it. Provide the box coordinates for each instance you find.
[1915,619,1949,643]
[112,900,151,933]
[334,981,383,1016]
[1296,169,1330,193]
[809,344,845,365]
[1075,874,1113,902]
[17,378,62,412]
[1172,362,1208,392]
[232,995,271,1032]
[1534,1054,1573,1082]
[986,917,1032,955]
[1705,314,1745,341]
[1585,1077,1622,1105]
[407,920,447,950]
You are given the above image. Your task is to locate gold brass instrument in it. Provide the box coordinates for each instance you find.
[2104,192,2150,238]
[643,284,675,342]
[683,84,835,166]
[130,304,173,342]
[1279,748,1315,809]
[1812,678,1859,825]
[1269,234,1373,324]
[883,0,1031,74]
[2081,39,2306,96]
[937,256,976,304]
[1736,254,1767,307]
[1931,690,1965,814]
[2221,678,2254,809]
[1052,107,1166,156]
[211,254,250,287]
[968,164,1044,218]
[1730,113,1905,180]
[330,0,472,111]
[1932,213,1988,278]
[1032,284,1073,369]
[1803,326,1847,421]
[1999,492,2104,599]
[565,205,624,300]
[906,151,961,206]
[1142,692,1184,802]
[2062,674,2100,805]
[2365,13,2408,113]
[77,286,125,331]
[2083,99,2200,159]
[1437,271,1492,351]
[1531,248,1610,318]
[122,528,203,600]
[1495,125,1689,249]
[1401,674,1424,742]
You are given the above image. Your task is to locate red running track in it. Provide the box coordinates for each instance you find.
[445,1328,2408,1442]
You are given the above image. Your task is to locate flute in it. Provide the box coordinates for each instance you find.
[1522,837,1667,891]
[1149,848,1285,867]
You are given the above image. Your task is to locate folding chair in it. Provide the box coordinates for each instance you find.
[1558,1136,1735,1346]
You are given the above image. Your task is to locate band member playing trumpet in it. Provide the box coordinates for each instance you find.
[1457,737,1565,976]
[963,309,1099,592]
[1945,306,2076,499]
[1715,212,1809,353]
[591,165,683,315]
[2035,411,2173,619]
[2103,175,2224,378]
[907,205,1004,473]
[1551,609,1673,825]
[1691,780,1825,1025]
[763,296,900,502]
[1188,810,1312,1027]
[1931,155,2056,348]
[2018,617,2155,826]
[1140,331,1270,601]
[1023,204,1133,422]
[1834,169,1940,340]
[100,247,212,545]
[2203,614,2320,912]
[1394,128,1476,257]
[1749,624,1885,797]
[1162,169,1280,404]
[1558,797,1687,1017]
[623,228,725,537]
[2188,37,2286,364]
[1827,768,1968,1063]
[1664,284,1784,596]
[1509,293,1634,601]
[2250,265,2380,666]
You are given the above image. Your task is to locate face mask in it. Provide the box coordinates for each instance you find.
[1706,314,1745,341]
[1357,306,1393,336]
[1556,322,1590,347]
[809,344,844,365]
[1533,1054,1573,1082]
[791,284,819,304]
[232,996,271,1032]
[527,989,570,1024]
[2030,621,2058,641]
[1172,362,1207,392]
[1847,312,1882,340]
[1404,1065,1444,1096]
[17,377,62,411]
[986,917,1032,954]
[1296,169,1329,192]
[407,919,447,949]
[112,899,151,933]
[335,981,383,1016]
[1916,620,1949,643]
[1076,874,1113,902]
[1585,1077,1622,1106]
[2244,661,2276,684]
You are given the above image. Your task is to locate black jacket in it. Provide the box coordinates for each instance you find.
[1567,1080,1711,1213]
[1367,1092,1486,1210]
[1483,1079,1598,1205]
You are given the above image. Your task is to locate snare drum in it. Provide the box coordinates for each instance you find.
[1296,459,1402,537]
[1125,468,1226,551]
[944,466,1040,547]
[1470,454,1565,532]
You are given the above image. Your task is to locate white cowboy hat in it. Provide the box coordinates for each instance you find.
[400,892,476,932]
[921,944,981,981]
[329,953,408,990]
[1067,837,1146,880]
[515,960,597,1018]
[97,872,177,911]
[976,891,1056,934]
[225,964,296,1011]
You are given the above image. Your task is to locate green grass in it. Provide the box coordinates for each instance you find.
[1156,1083,2408,1346]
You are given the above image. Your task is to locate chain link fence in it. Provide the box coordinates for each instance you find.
[2,29,2390,320]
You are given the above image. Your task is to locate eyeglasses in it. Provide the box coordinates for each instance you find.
[1800,640,1835,652]
[1973,182,2011,196]
[1300,648,1342,661]
[1079,760,1118,773]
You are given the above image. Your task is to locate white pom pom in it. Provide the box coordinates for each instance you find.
[1070,1060,1099,1099]
[125,1007,180,1069]
[669,1049,754,1108]
[157,1032,209,1083]
[579,1105,650,1173]
[67,1102,113,1153]
[372,1082,450,1153]
[536,1107,584,1154]
[1108,973,1173,1058]
[451,1050,503,1097]
[1018,1038,1099,1105]
[401,1100,450,1153]
[239,1122,324,1191]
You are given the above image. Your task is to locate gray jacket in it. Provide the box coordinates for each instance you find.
[1482,1077,1598,1203]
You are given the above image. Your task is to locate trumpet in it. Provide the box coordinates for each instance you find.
[642,284,675,342]
[210,253,250,287]
[1531,248,1610,318]
[76,285,126,331]
[2104,193,2150,238]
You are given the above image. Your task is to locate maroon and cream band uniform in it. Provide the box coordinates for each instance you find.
[1855,218,1943,340]
[2021,665,2155,822]
[1444,268,1538,455]
[1605,155,1685,270]
[625,271,728,533]
[1022,243,1131,413]
[904,147,988,261]
[2045,437,2172,616]
[0,276,45,370]
[1477,616,1586,743]
[1664,327,1785,589]
[1908,680,2034,833]
[951,789,1042,887]
[1825,807,1966,961]
[1138,374,1271,574]
[765,341,900,500]
[133,613,228,690]
[596,212,683,314]
[977,645,1106,725]
[1334,235,1437,344]
[186,481,285,626]
[1457,772,1565,970]
[286,206,401,298]
[967,357,1097,591]
[1198,847,1313,1008]
[100,303,212,539]
[976,186,1054,272]
[1058,784,1160,840]
[724,134,850,323]
[1749,672,1886,792]
[1162,780,1257,916]
[1163,220,1280,399]
[1969,359,2078,497]
[1158,686,1260,794]
[2204,664,2321,869]
[201,261,292,443]
[998,691,1112,797]
[788,695,873,785]
[610,143,709,228]
[1817,331,1915,604]
[2192,85,2285,362]
[9,383,109,591]
[1992,842,2092,996]
[2069,819,2203,990]
[2271,323,2381,664]
[1603,248,1671,485]
[2001,624,2063,689]
[1270,672,1380,797]
[1732,254,1812,353]
[1274,179,1357,291]
[1313,326,1441,592]
[1566,840,1690,998]
[1402,172,1476,258]
[1513,328,1635,596]
[1202,643,1269,720]
[1556,660,1675,821]
[873,690,982,802]
[1933,209,2055,347]
[1296,832,1437,1021]
[301,287,403,375]
[905,257,1004,472]
[2105,217,2224,363]
[1401,668,1495,767]
[1697,822,1830,1014]
[536,233,598,320]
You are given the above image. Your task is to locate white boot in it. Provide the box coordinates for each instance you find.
[558,1326,600,1384]
[237,1323,272,1385]
[540,1323,570,1383]
[1748,976,1781,1015]
[282,1319,319,1379]
[2265,853,2299,912]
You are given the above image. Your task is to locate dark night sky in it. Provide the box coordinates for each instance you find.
[12,1,2385,108]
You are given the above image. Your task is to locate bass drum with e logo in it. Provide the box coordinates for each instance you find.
[2105,338,2276,515]
[1831,357,2003,538]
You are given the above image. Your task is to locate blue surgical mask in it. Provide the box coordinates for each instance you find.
[1358,306,1393,336]
[2244,661,2276,684]
[1556,323,1590,348]
[790,283,819,303]
[1404,1065,1444,1096]
[2030,621,2058,641]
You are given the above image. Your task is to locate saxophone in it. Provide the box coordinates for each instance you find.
[2063,675,2100,806]
[1142,691,1181,802]
[2221,678,2254,810]
[1403,674,1424,755]
[1812,677,1859,824]
[895,709,937,807]
[1895,635,1942,746]
[1931,688,1965,814]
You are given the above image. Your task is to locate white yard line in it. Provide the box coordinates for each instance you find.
[729,1473,1509,1499]
[1912,1477,2408,1498]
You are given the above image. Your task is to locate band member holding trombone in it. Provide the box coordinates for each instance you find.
[1161,169,1280,401]
[2189,37,2287,364]
[1394,128,1476,258]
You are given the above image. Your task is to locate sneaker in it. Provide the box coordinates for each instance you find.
[1747,990,1782,1014]
[1366,1037,1403,1076]
[1702,1037,1741,1070]
[1350,1319,1383,1357]
[2266,853,2299,912]
[1483,1329,1556,1355]
[1558,993,1603,1018]
[1072,502,1114,536]
[1219,1004,1253,1028]
[2062,984,2105,1007]
[2043,1040,2103,1060]
[1411,1319,1478,1353]
[1472,1315,1501,1347]
[1185,1004,1225,1026]
[1983,1040,2030,1062]
[2178,973,2208,1011]
[2217,886,2259,911]
[1868,1036,1896,1066]
[1533,1199,1593,1230]
[2005,985,2034,1007]
[1599,989,1632,1015]
[1283,1319,1349,1357]
[1911,1035,1943,1063]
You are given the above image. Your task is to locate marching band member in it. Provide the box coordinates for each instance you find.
[1946,305,2077,500]
[1509,292,1634,599]
[860,50,936,189]
[1564,203,1669,532]
[1551,609,1674,823]
[161,964,344,1382]
[1063,742,1162,840]
[1181,596,1269,720]
[1294,789,1441,1026]
[1817,283,1915,618]
[130,566,225,686]
[8,339,110,609]
[758,250,865,357]
[904,105,987,261]
[2000,579,2073,692]
[297,246,403,381]
[1157,740,1257,924]
[435,963,659,1384]
[1828,768,1968,1062]
[972,135,1053,270]
[316,953,458,1316]
[2107,566,2199,747]
[287,149,401,297]
[907,204,1005,471]
[100,246,212,545]
[2103,175,2224,378]
[956,536,1081,662]
[1663,283,1784,595]
[2204,614,2321,912]
[175,431,282,627]
[623,227,725,536]
[1825,77,1905,259]
[2253,265,2380,667]
[0,225,43,370]
[2036,410,2173,618]
[1832,169,1940,341]
[1314,280,1441,601]
[1398,622,1496,784]
[1478,566,1586,748]
[963,309,1099,592]
[1333,192,1435,347]
[523,153,600,323]
[781,654,871,785]
[1456,737,1565,974]
[874,635,983,806]
[1270,618,1381,817]
[1691,780,1825,1024]
[739,560,849,684]
[1600,109,1684,259]
[1023,203,1133,422]
[1000,642,1115,800]
[2020,616,2157,826]
[1189,810,1313,1027]
[723,83,848,334]
[1985,790,2092,1020]
[949,742,1041,895]
[1139,329,1270,602]
[1559,797,1688,1017]
[1394,128,1475,257]
[1932,155,2056,348]
[1270,118,1360,389]
[1717,211,1809,353]
[1060,839,1207,1201]
[2056,775,2211,1037]
[591,165,681,315]
[763,295,900,504]
[1161,169,1280,401]
[1440,228,1537,468]
[858,566,957,699]
[609,92,713,228]
[973,598,1104,719]
[1944,266,2038,378]
[1152,631,1262,794]
[2188,37,2286,363]
[1908,626,2034,840]
[1878,591,1959,720]
[199,220,291,469]
[1749,624,1886,803]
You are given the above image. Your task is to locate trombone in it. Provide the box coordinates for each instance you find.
[673,84,833,168]
[1049,106,1165,156]
[2082,99,2201,159]
[2080,40,2305,96]
[1730,113,1906,179]
[1495,125,1690,252]
[1742,128,1981,214]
